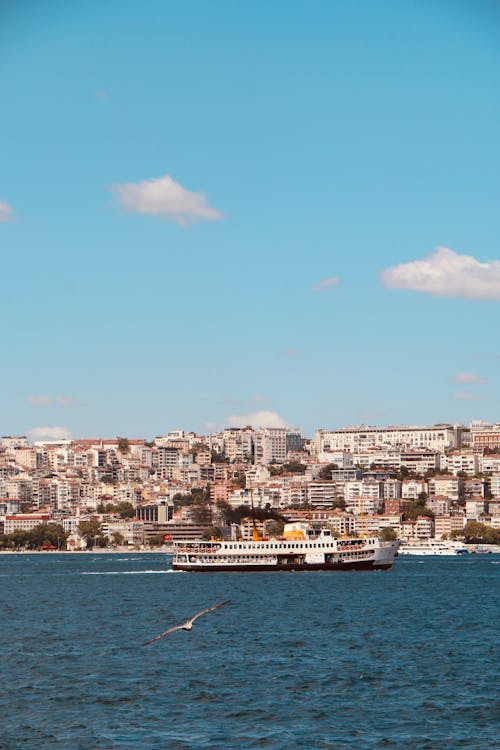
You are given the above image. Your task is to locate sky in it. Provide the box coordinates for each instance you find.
[1,0,500,441]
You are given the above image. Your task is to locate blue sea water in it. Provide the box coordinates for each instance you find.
[0,553,498,750]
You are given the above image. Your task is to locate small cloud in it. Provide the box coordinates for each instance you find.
[95,90,108,99]
[282,348,301,358]
[204,421,220,432]
[451,372,487,385]
[29,426,72,440]
[250,394,270,405]
[471,353,500,361]
[55,395,76,406]
[0,202,14,223]
[27,395,51,406]
[222,396,242,406]
[452,391,484,401]
[110,174,223,226]
[380,246,500,300]
[226,410,288,429]
[312,276,340,292]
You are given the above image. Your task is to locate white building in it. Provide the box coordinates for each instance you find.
[443,452,480,477]
[4,513,50,534]
[316,424,462,453]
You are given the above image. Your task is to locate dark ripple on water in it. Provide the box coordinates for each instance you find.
[1,553,499,749]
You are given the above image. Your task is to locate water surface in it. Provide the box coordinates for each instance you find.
[1,553,498,749]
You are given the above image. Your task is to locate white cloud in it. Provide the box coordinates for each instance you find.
[452,391,484,401]
[380,246,500,300]
[226,410,288,429]
[312,276,340,292]
[55,395,76,406]
[250,394,270,405]
[29,426,72,440]
[95,90,108,99]
[451,372,487,385]
[0,202,14,222]
[110,174,223,226]
[203,421,220,432]
[282,347,301,358]
[27,395,50,406]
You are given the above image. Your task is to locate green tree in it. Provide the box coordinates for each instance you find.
[379,527,397,541]
[117,437,130,453]
[458,521,500,544]
[111,531,126,546]
[211,451,229,464]
[78,519,107,548]
[283,461,307,475]
[148,533,168,547]
[116,501,135,518]
[318,464,339,480]
[266,519,285,537]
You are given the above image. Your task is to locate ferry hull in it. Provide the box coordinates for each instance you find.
[172,561,393,572]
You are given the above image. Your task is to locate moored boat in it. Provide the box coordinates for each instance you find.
[171,522,399,572]
[398,539,468,556]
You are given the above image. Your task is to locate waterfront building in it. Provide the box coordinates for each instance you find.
[136,502,173,524]
[4,513,50,534]
[434,514,466,539]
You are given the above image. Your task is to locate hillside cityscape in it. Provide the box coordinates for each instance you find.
[2,419,500,550]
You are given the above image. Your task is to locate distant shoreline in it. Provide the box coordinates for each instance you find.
[0,548,170,555]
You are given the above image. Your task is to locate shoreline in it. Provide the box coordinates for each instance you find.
[0,547,171,555]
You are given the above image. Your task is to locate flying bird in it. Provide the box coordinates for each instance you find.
[141,600,231,646]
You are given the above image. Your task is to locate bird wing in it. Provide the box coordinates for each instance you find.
[141,623,185,646]
[188,599,231,625]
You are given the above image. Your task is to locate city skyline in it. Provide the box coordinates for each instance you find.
[2,1,500,440]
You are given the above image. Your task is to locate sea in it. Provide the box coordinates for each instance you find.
[1,553,498,750]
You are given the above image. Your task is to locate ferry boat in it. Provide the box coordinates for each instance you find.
[398,539,468,556]
[171,522,399,572]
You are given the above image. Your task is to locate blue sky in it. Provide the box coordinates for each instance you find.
[1,0,500,440]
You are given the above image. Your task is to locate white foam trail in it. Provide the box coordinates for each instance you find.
[81,570,170,576]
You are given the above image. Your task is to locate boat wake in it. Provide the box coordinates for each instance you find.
[81,570,171,576]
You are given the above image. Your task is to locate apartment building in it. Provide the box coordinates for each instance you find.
[427,476,463,501]
[316,424,462,453]
[444,451,481,477]
[401,479,428,500]
[434,515,466,539]
[254,428,301,465]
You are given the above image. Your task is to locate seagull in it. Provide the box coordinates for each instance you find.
[141,600,231,646]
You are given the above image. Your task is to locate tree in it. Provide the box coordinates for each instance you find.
[283,461,307,475]
[111,531,126,546]
[266,520,285,537]
[219,503,284,525]
[78,519,107,548]
[318,464,338,480]
[117,437,130,453]
[116,501,135,518]
[458,521,500,544]
[379,527,397,541]
[211,451,229,464]
[148,533,167,547]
